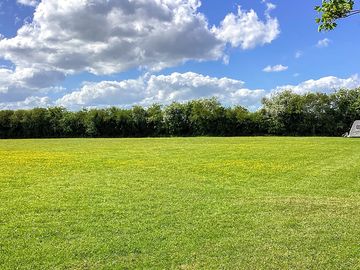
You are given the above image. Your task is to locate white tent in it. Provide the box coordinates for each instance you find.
[348,120,360,138]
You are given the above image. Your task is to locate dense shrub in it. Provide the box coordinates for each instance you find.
[1,88,359,138]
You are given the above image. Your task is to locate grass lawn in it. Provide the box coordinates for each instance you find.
[0,137,359,269]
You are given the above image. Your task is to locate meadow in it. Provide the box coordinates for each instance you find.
[0,137,359,269]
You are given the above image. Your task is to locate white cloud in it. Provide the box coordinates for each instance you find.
[274,74,360,95]
[212,5,280,50]
[295,50,303,59]
[1,0,223,77]
[0,66,65,103]
[316,38,331,48]
[0,68,41,102]
[0,0,280,101]
[57,79,146,109]
[56,72,266,110]
[0,96,51,110]
[2,73,360,111]
[263,64,288,73]
[264,1,276,15]
[17,0,39,7]
[1,0,279,77]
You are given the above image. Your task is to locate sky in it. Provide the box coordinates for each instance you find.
[0,0,359,110]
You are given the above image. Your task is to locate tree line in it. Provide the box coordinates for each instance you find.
[1,88,360,138]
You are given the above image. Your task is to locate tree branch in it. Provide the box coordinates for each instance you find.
[346,9,360,17]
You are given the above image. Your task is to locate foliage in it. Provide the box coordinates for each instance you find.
[315,0,359,31]
[1,88,360,138]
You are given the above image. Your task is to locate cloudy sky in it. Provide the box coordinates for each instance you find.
[0,0,359,110]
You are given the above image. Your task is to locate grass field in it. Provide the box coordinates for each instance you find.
[0,137,359,269]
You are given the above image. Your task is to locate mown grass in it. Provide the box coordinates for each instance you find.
[0,137,359,269]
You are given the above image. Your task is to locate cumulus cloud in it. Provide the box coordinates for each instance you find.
[2,73,360,111]
[56,72,266,110]
[263,64,288,73]
[0,0,280,103]
[0,0,279,78]
[0,0,281,106]
[57,73,358,110]
[212,4,280,50]
[17,0,40,7]
[316,38,331,48]
[0,67,65,102]
[273,74,360,95]
[0,0,223,77]
[0,96,51,110]
[57,79,146,109]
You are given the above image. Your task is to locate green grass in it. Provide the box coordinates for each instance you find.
[0,137,359,269]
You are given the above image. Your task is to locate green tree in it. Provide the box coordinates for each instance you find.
[0,110,14,138]
[147,104,165,137]
[221,105,250,136]
[131,106,148,137]
[46,107,67,137]
[330,88,360,134]
[164,102,191,136]
[188,98,226,136]
[315,0,359,31]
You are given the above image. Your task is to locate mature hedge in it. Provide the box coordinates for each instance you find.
[1,88,360,138]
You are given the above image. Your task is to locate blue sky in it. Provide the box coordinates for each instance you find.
[0,0,359,110]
